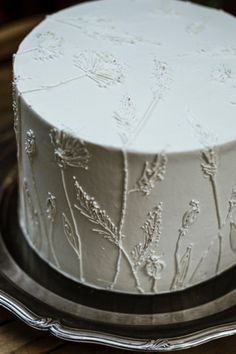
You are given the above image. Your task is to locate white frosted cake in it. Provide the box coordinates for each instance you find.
[13,0,236,295]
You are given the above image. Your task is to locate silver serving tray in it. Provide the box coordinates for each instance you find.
[1,126,236,352]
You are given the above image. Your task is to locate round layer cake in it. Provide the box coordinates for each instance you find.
[13,0,236,294]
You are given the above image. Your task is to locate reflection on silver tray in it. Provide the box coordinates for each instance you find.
[1,129,236,352]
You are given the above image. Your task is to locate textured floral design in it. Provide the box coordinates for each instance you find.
[201,148,217,179]
[23,180,39,228]
[46,193,60,267]
[55,16,161,47]
[179,200,200,237]
[73,177,143,292]
[50,128,89,169]
[201,147,223,273]
[131,204,164,292]
[34,31,64,61]
[132,203,163,267]
[228,182,236,215]
[12,78,19,137]
[25,129,36,159]
[172,246,192,289]
[62,213,80,259]
[171,200,200,290]
[145,255,165,281]
[74,178,119,245]
[152,59,173,99]
[212,65,232,83]
[130,154,168,196]
[46,193,56,222]
[23,179,41,249]
[113,96,137,145]
[73,51,124,88]
[50,128,89,280]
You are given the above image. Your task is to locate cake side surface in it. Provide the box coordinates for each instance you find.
[13,0,236,294]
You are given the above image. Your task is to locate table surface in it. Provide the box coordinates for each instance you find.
[1,16,236,354]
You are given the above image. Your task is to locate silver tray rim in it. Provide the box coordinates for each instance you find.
[1,289,236,352]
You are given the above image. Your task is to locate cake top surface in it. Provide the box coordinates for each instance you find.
[14,0,236,153]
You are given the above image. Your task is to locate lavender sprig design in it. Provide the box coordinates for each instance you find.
[50,128,90,281]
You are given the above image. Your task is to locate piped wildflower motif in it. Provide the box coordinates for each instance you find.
[179,200,200,237]
[50,128,89,169]
[34,31,64,61]
[201,147,223,273]
[113,95,137,145]
[131,203,165,292]
[46,192,56,222]
[25,129,36,159]
[129,154,168,196]
[152,59,173,100]
[228,182,236,216]
[50,128,90,281]
[73,50,124,88]
[201,148,217,179]
[212,65,232,83]
[73,177,143,292]
[46,192,60,267]
[173,246,192,289]
[171,200,200,290]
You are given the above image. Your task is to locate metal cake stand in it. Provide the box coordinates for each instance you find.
[1,126,236,352]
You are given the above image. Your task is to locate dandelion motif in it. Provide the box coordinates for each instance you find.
[50,128,90,169]
[25,129,36,159]
[50,128,90,280]
[73,50,124,88]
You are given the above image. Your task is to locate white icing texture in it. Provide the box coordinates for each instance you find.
[14,0,236,153]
